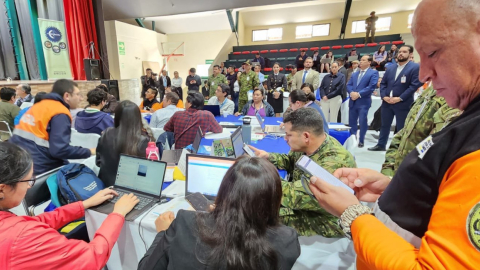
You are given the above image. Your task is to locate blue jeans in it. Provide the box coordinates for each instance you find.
[233,92,239,112]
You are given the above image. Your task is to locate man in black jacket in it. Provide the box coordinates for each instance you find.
[186,68,201,91]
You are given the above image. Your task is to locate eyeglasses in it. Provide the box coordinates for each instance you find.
[17,176,36,187]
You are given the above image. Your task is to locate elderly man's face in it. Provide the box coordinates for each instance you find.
[413,0,480,110]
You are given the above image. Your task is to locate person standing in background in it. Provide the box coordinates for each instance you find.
[226,66,237,99]
[267,63,287,117]
[201,80,209,99]
[233,72,241,112]
[159,70,171,101]
[141,68,155,99]
[319,62,345,123]
[291,58,320,91]
[186,68,201,91]
[207,65,227,99]
[237,61,260,112]
[365,11,379,43]
[286,67,297,92]
[254,65,265,86]
[219,62,227,75]
[171,71,182,89]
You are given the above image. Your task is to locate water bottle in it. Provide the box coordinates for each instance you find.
[242,118,252,145]
[146,142,160,160]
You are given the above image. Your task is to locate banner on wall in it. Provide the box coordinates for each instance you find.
[38,19,73,80]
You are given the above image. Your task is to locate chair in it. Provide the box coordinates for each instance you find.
[279,49,288,53]
[289,48,298,52]
[270,49,278,53]
[310,47,319,51]
[355,44,365,48]
[321,46,330,50]
[237,59,246,63]
[251,50,259,54]
[276,57,286,61]
[233,52,241,55]
[392,40,404,45]
[260,50,269,54]
[332,45,342,50]
[264,68,273,72]
[241,51,250,54]
[70,132,101,149]
[151,127,165,141]
[299,48,308,51]
[379,41,391,45]
[22,167,62,216]
[0,121,12,139]
[367,43,378,47]
[287,57,296,61]
[343,45,354,49]
[82,156,100,176]
[342,135,357,155]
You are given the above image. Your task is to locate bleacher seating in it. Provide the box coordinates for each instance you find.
[224,34,403,75]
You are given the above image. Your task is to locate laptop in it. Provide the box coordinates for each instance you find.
[230,126,245,158]
[348,55,359,62]
[161,126,203,164]
[255,112,285,135]
[203,105,221,116]
[320,58,332,64]
[185,154,236,201]
[91,154,167,221]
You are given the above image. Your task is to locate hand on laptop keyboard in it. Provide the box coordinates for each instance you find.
[112,192,140,217]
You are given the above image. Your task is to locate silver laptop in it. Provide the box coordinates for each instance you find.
[161,126,203,164]
[255,112,285,135]
[230,126,246,158]
[348,55,359,62]
[91,154,167,221]
[321,58,332,64]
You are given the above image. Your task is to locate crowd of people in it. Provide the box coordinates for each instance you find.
[1,0,480,269]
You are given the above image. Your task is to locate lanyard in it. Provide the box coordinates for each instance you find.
[219,98,227,109]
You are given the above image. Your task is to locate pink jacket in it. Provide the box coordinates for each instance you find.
[0,202,124,270]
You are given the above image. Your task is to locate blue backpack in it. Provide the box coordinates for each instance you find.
[57,163,105,205]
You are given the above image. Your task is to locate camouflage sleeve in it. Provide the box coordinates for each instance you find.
[381,130,403,177]
[431,105,462,134]
[268,152,294,172]
[253,73,260,89]
[222,75,227,84]
[280,180,331,213]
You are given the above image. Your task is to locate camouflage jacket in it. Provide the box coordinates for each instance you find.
[207,74,227,97]
[381,86,462,177]
[269,135,357,237]
[286,73,295,92]
[238,70,260,101]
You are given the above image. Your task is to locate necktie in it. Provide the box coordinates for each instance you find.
[302,71,308,84]
[357,71,365,86]
[163,77,167,87]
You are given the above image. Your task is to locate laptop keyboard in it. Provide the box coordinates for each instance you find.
[111,190,153,210]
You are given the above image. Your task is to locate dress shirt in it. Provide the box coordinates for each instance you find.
[171,77,182,88]
[395,61,410,80]
[164,108,223,149]
[162,76,167,87]
[320,73,345,99]
[207,96,235,115]
[15,94,33,107]
[257,72,265,85]
[149,105,183,129]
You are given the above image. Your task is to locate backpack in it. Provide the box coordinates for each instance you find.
[57,163,105,205]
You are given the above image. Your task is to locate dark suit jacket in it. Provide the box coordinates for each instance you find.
[158,76,172,91]
[380,61,422,110]
[347,68,379,108]
[338,66,348,99]
[266,73,287,91]
[138,210,301,270]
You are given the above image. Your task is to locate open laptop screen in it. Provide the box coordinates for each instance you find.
[186,155,236,200]
[231,126,244,158]
[255,112,265,131]
[192,126,203,154]
[115,155,166,197]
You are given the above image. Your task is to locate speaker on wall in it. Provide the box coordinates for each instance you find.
[84,59,101,80]
[101,79,120,101]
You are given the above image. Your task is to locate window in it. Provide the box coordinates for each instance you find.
[252,28,283,42]
[351,17,392,34]
[408,13,414,28]
[296,24,330,39]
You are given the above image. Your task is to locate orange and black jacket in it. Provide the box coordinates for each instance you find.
[353,95,480,269]
[9,93,91,175]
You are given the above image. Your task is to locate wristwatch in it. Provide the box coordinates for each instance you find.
[338,204,373,240]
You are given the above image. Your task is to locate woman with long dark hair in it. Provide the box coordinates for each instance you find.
[372,45,387,70]
[138,156,300,270]
[96,100,151,186]
[266,62,287,117]
[320,50,334,73]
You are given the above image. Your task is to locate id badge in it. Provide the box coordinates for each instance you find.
[401,76,407,84]
[211,82,215,86]
[247,76,250,81]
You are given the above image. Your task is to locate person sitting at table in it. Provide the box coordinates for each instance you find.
[207,83,235,115]
[249,108,356,237]
[97,100,151,187]
[0,142,139,269]
[139,87,162,113]
[234,88,275,117]
[156,86,184,109]
[149,92,184,129]
[164,91,223,149]
[288,89,329,134]
[138,156,301,270]
[75,88,114,135]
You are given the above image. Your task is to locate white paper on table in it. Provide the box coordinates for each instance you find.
[162,180,186,198]
[205,129,231,140]
[328,124,351,130]
[164,166,175,182]
[150,197,193,217]
[177,148,189,176]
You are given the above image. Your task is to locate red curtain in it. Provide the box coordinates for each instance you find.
[63,0,98,80]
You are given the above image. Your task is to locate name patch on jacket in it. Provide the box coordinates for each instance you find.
[468,202,480,252]
[416,135,434,159]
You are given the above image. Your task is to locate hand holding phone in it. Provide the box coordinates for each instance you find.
[185,192,212,212]
[243,143,256,157]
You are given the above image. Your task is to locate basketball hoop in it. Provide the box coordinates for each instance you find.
[161,42,185,63]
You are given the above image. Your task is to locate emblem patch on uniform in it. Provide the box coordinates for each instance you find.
[416,135,434,159]
[467,202,480,252]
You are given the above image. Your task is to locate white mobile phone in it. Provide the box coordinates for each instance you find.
[296,155,354,194]
[243,144,256,157]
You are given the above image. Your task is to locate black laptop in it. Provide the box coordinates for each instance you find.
[91,154,167,221]
[203,105,221,116]
[161,126,203,164]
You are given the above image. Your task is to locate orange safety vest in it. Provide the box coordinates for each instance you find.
[14,99,72,148]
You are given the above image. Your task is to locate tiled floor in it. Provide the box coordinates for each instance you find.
[351,130,393,171]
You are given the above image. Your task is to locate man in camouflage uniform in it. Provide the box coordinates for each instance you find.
[250,108,356,237]
[286,67,297,92]
[207,65,227,98]
[237,60,259,113]
[381,84,462,177]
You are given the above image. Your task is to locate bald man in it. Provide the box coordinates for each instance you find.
[306,0,480,269]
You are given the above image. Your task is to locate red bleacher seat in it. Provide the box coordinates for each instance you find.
[367,43,378,47]
[260,50,269,54]
[233,52,241,55]
[285,67,293,71]
[299,48,308,51]
[251,50,259,54]
[279,49,288,53]
[343,45,353,49]
[279,67,284,71]
[242,51,250,54]
[332,45,342,50]
[289,48,298,52]
[270,49,278,53]
[321,46,330,50]
[355,44,365,48]
[379,41,391,45]
[264,68,273,72]
[392,40,404,45]
[310,47,319,51]
[235,68,239,72]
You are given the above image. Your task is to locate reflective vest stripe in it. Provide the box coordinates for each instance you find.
[13,128,50,148]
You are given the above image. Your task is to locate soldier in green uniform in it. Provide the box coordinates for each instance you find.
[250,108,356,237]
[286,67,297,92]
[381,85,462,177]
[237,60,260,113]
[207,65,227,98]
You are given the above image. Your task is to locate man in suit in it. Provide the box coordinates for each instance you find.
[336,59,348,100]
[347,55,379,147]
[159,70,171,101]
[295,49,309,70]
[368,45,422,151]
[252,52,265,69]
[291,57,320,90]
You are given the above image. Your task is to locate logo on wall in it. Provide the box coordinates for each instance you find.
[45,27,62,42]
